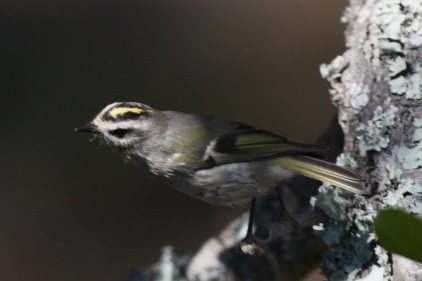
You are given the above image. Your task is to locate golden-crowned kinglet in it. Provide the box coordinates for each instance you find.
[76,102,369,207]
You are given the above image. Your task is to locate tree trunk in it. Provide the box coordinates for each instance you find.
[317,0,422,280]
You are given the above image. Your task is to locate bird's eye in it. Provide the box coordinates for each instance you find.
[109,128,132,138]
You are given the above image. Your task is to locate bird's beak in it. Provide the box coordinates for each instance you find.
[75,122,99,134]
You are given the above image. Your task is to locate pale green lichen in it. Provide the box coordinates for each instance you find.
[384,178,422,211]
[386,108,422,212]
[336,153,359,169]
[356,105,398,156]
[414,118,422,139]
[355,266,387,281]
[414,127,422,140]
[320,55,348,80]
[404,71,422,99]
[413,196,422,214]
[159,246,177,281]
[137,246,189,281]
[414,117,422,127]
[379,41,403,54]
[314,185,348,222]
[387,57,407,77]
[372,0,422,100]
[388,70,422,99]
[396,144,422,169]
[388,76,408,95]
[320,56,370,111]
[352,247,391,281]
[372,0,422,41]
[346,200,375,235]
[374,245,389,266]
[320,63,332,80]
[316,1,422,280]
[340,7,351,25]
[372,0,404,40]
[394,117,422,169]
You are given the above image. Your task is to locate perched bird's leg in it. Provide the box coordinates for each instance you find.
[275,186,300,233]
[245,197,256,240]
[240,198,264,255]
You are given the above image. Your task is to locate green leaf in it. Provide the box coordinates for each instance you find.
[374,208,422,263]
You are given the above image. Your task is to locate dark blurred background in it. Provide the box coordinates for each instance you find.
[1,0,346,280]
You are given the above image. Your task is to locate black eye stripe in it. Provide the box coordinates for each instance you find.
[109,128,132,138]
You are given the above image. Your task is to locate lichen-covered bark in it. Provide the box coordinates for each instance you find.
[318,0,422,280]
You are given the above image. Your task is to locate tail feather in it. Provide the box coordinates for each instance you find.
[276,155,369,194]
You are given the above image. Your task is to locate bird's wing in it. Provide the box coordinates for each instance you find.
[170,123,369,195]
[206,125,328,166]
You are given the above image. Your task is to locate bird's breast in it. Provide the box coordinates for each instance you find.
[168,160,295,206]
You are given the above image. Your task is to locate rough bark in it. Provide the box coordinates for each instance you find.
[125,0,422,280]
[317,0,422,280]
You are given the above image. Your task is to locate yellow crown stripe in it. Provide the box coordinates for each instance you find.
[109,107,144,118]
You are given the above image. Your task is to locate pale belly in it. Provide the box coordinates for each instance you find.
[168,160,295,206]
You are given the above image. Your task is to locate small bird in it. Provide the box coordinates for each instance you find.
[76,102,368,246]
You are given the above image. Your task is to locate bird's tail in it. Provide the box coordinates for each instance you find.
[275,155,369,194]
